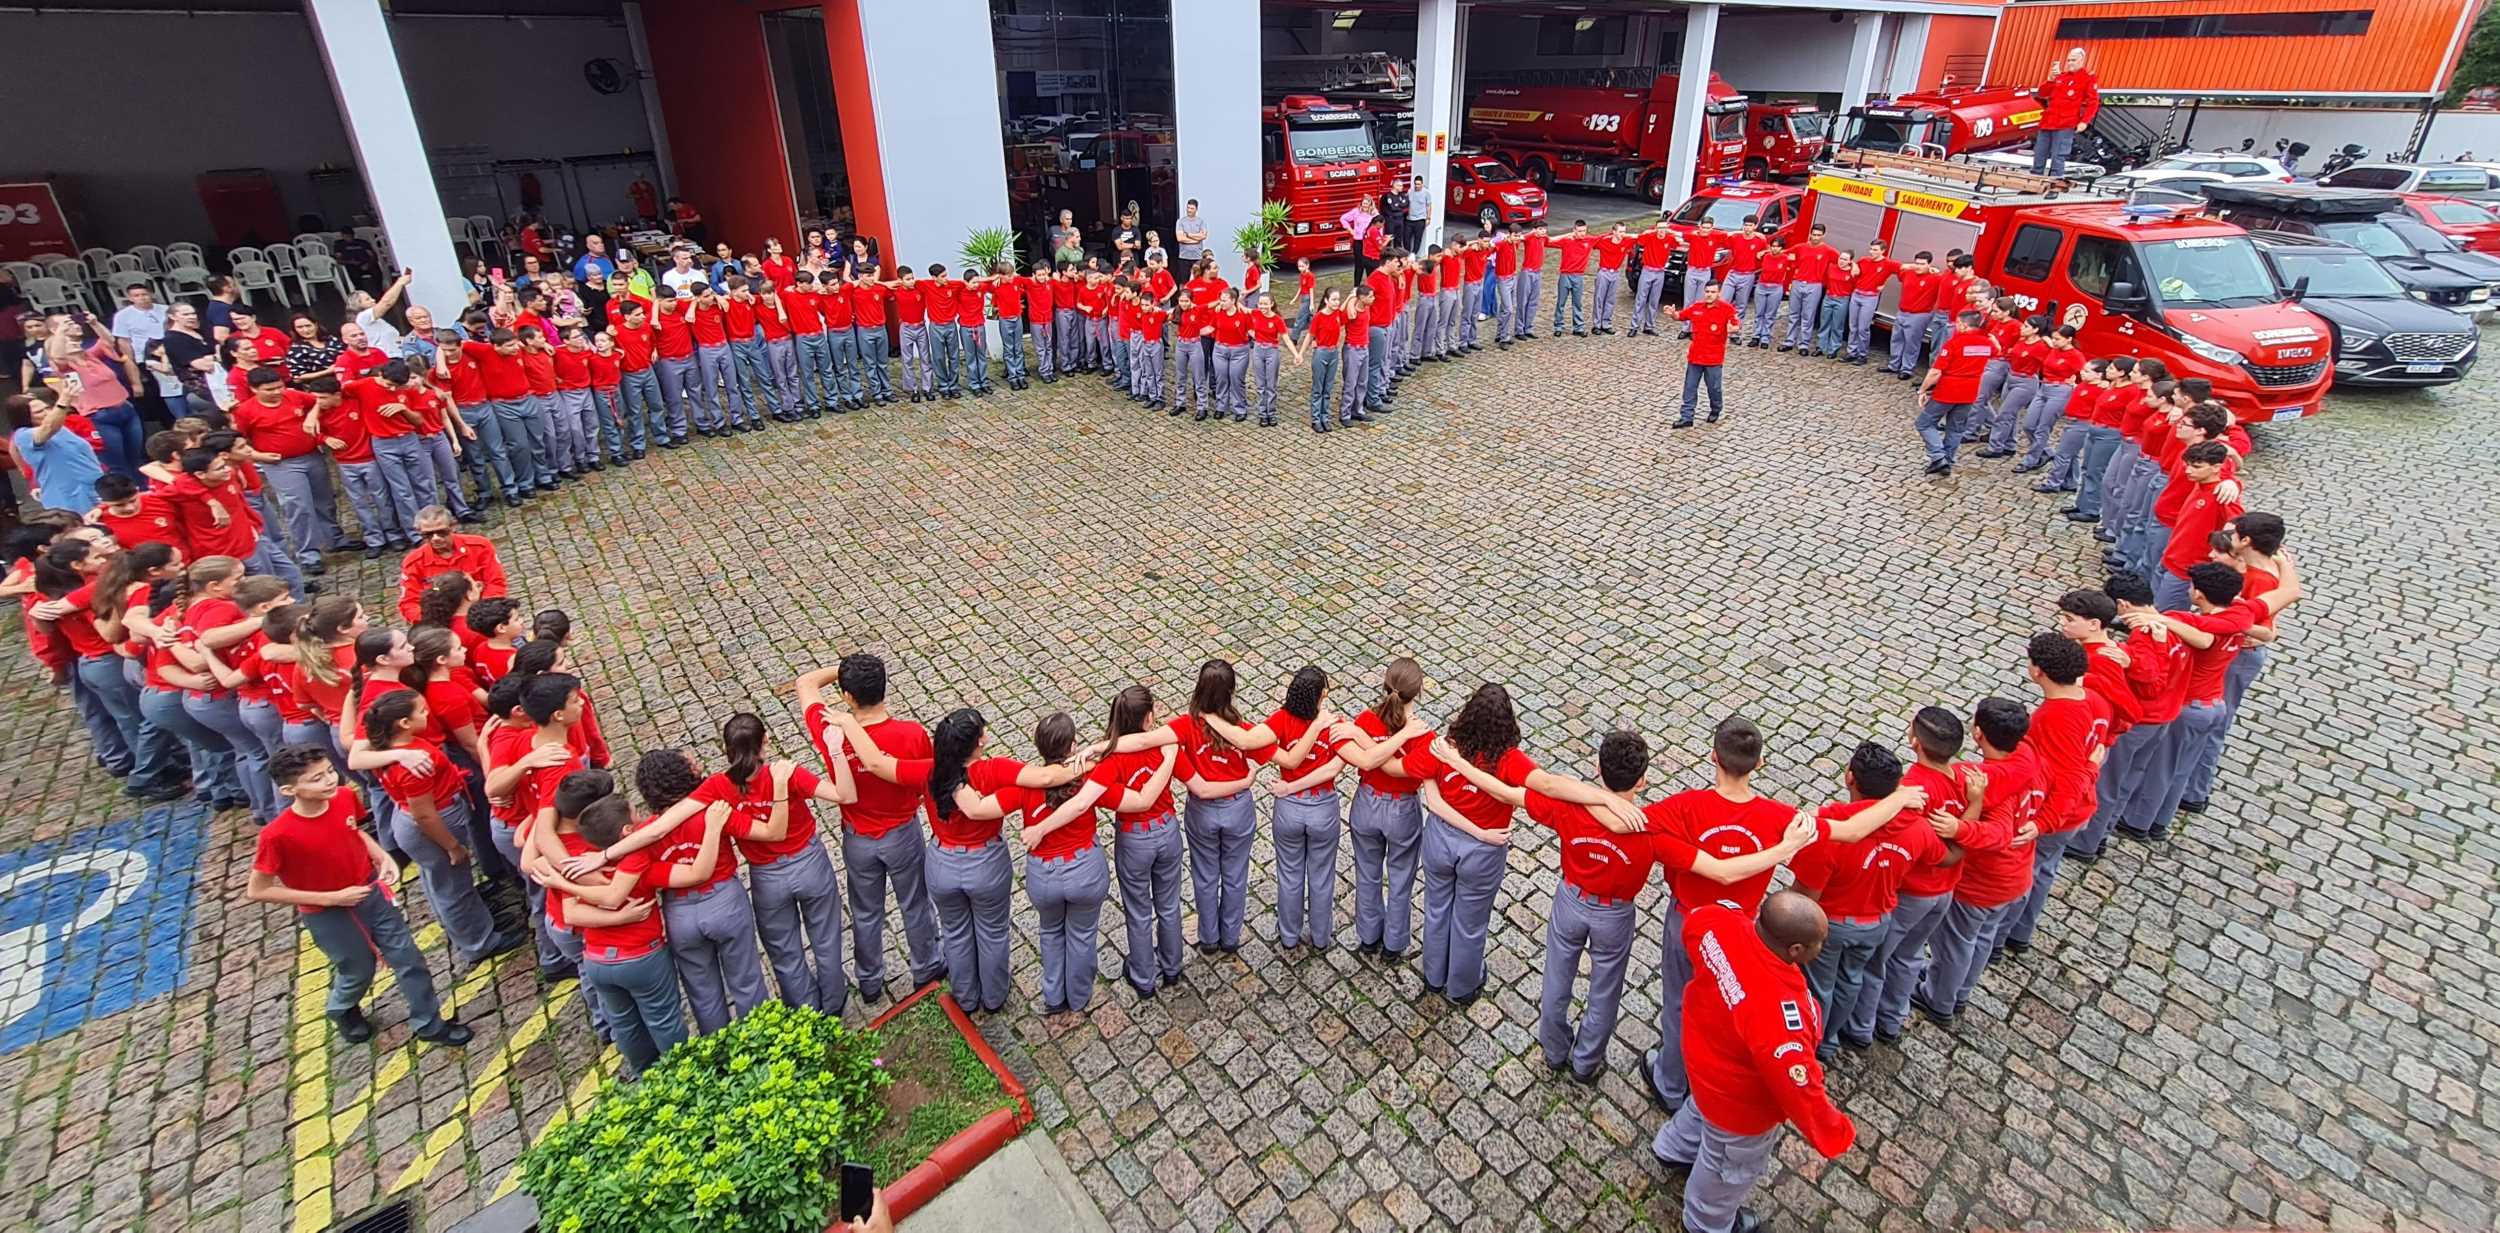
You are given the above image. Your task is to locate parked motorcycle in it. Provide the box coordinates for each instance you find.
[2320,142,2369,176]
[2277,138,2309,176]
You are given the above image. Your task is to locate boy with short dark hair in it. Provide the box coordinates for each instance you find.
[1788,740,1951,1058]
[1913,698,2037,1022]
[248,745,472,1046]
[1995,633,2107,955]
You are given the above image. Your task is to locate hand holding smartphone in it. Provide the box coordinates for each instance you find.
[838,1161,875,1223]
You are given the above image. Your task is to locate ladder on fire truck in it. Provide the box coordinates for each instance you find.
[1264,52,1412,99]
[1825,146,2095,199]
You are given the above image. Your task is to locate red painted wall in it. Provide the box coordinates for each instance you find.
[823,1,892,263]
[640,0,804,249]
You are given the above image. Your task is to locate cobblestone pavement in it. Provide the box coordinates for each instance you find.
[1,286,2494,1233]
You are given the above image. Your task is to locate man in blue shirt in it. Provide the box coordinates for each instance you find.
[9,389,104,515]
[571,234,617,283]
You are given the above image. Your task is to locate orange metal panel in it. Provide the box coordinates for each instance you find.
[1921,15,2000,91]
[1988,0,2479,96]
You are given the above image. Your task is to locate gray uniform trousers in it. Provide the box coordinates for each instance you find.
[1306,345,1339,426]
[1723,271,1757,323]
[1113,813,1186,993]
[1252,343,1281,423]
[300,889,445,1028]
[183,692,275,822]
[1646,901,1693,1105]
[456,402,516,503]
[1027,316,1055,381]
[766,336,804,414]
[794,331,834,406]
[1516,268,1543,333]
[1867,890,1951,1037]
[1922,894,2018,1019]
[1348,786,1422,953]
[1456,284,1483,347]
[1652,1099,1783,1233]
[897,324,932,396]
[1965,359,2010,441]
[386,795,502,964]
[1412,293,1440,360]
[729,338,778,422]
[1366,324,1394,403]
[853,326,896,399]
[2192,645,2268,801]
[2019,381,2074,464]
[1135,339,1165,404]
[1782,281,1822,349]
[1213,342,1251,420]
[1553,272,1586,332]
[370,435,431,534]
[141,684,236,802]
[1054,308,1084,371]
[843,823,945,997]
[652,356,698,438]
[580,946,686,1073]
[1437,288,1462,354]
[488,817,569,970]
[1027,847,1110,1010]
[694,344,740,428]
[748,838,848,1015]
[1845,290,1882,360]
[2115,718,2182,835]
[1988,372,2041,452]
[1540,884,1635,1077]
[2074,723,2155,856]
[1270,788,1340,947]
[661,877,770,1034]
[1184,790,1256,947]
[71,655,141,778]
[1337,337,1369,422]
[335,460,401,549]
[1494,274,1519,342]
[416,431,472,518]
[1887,309,1932,375]
[262,452,342,561]
[2146,700,2227,826]
[1592,268,1623,330]
[2044,414,2099,489]
[1178,337,1211,414]
[1747,282,1785,344]
[1418,816,1505,1000]
[1802,915,1890,1049]
[926,838,1015,1013]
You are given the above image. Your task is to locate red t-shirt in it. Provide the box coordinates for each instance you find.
[346,377,423,439]
[1557,235,1593,272]
[1595,235,1632,271]
[91,495,180,552]
[1248,310,1286,346]
[252,792,374,912]
[53,584,113,658]
[688,301,730,348]
[2006,338,2049,378]
[519,350,557,397]
[724,297,761,339]
[1758,251,1794,286]
[652,304,696,359]
[166,473,260,559]
[1929,329,2001,403]
[1724,232,1768,274]
[683,772,810,885]
[781,288,824,335]
[572,848,670,960]
[933,757,1014,848]
[587,351,622,388]
[1789,242,1836,283]
[1646,229,1690,268]
[1948,749,2044,909]
[2040,347,2085,386]
[802,705,930,840]
[377,737,468,810]
[1787,797,1947,919]
[1851,258,1902,294]
[1522,789,1677,901]
[1308,310,1346,349]
[1087,748,1177,830]
[2157,480,2245,582]
[1647,788,1801,913]
[1678,300,1741,365]
[1897,270,1943,314]
[232,391,323,458]
[2028,693,2111,832]
[1898,763,1972,898]
[1168,712,1252,784]
[1210,311,1251,347]
[2175,600,2262,705]
[552,348,593,390]
[921,279,961,323]
[1399,741,1535,832]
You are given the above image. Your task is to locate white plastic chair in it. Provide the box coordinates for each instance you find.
[78,247,114,278]
[104,253,147,279]
[292,235,331,258]
[162,265,213,303]
[165,242,206,268]
[290,232,331,251]
[466,216,504,263]
[226,245,266,272]
[264,242,302,297]
[2,261,41,289]
[297,253,352,302]
[230,259,288,308]
[129,245,168,275]
[445,216,476,256]
[43,258,90,291]
[23,276,85,315]
[106,269,157,301]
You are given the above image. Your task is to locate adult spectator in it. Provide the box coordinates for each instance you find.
[613,249,656,302]
[1050,210,1085,267]
[159,305,219,420]
[397,506,506,621]
[1173,200,1208,266]
[2032,48,2100,177]
[7,391,103,515]
[1340,195,1378,279]
[42,312,142,479]
[348,271,413,356]
[572,234,618,283]
[1113,204,1143,266]
[1381,181,1410,254]
[284,313,346,386]
[111,284,168,359]
[666,196,707,246]
[203,276,241,342]
[1405,175,1432,251]
[660,246,707,296]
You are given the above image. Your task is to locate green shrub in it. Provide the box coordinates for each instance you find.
[520,1000,891,1233]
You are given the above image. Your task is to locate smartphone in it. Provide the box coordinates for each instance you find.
[838,1161,875,1222]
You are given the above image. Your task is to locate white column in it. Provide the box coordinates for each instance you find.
[1886,14,1930,98]
[302,0,465,322]
[1170,0,1264,261]
[620,1,678,195]
[1840,13,1886,120]
[1412,0,1464,250]
[1661,3,1719,215]
[854,0,1013,269]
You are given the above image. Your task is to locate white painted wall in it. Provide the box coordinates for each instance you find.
[0,11,650,248]
[1171,0,1264,259]
[854,0,1015,271]
[2111,104,2500,166]
[1709,12,1864,98]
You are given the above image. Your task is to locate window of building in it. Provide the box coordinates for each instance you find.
[2055,11,2372,40]
[1536,14,1628,56]
[991,0,1177,268]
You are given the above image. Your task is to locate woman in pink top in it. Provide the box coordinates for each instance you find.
[41,310,142,479]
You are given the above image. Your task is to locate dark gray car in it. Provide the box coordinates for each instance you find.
[2245,231,2478,388]
[2198,183,2500,318]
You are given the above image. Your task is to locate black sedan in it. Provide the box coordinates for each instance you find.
[2247,231,2478,388]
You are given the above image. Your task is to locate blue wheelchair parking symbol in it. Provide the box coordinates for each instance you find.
[1,804,209,1053]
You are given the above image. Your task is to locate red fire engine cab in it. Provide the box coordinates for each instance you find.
[1743,100,1827,179]
[1835,84,2044,160]
[1261,95,1387,262]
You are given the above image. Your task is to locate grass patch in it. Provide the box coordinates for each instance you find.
[852,998,1016,1183]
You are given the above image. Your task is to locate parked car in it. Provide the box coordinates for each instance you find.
[2198,182,2498,319]
[2396,193,2500,254]
[2315,161,2500,205]
[2103,152,2293,194]
[1446,153,1548,231]
[2244,231,2476,388]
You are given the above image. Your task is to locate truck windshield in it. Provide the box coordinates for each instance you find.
[1844,114,1935,151]
[1288,115,1378,165]
[1710,108,1745,143]
[1787,112,1828,141]
[1672,197,1769,229]
[1373,111,1414,160]
[2140,236,2280,308]
[2270,250,2405,298]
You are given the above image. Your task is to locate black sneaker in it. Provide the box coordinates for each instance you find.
[1638,1048,1675,1114]
[2178,799,2208,814]
[415,1018,475,1046]
[331,1007,374,1043]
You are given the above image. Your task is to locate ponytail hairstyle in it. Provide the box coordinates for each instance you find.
[1103,684,1154,746]
[361,689,422,750]
[33,541,89,598]
[1033,711,1080,812]
[928,707,986,820]
[348,627,403,714]
[1374,656,1423,733]
[720,711,767,792]
[93,542,178,623]
[407,624,457,683]
[634,749,704,814]
[294,595,362,689]
[1447,682,1521,767]
[1282,666,1327,722]
[185,554,243,599]
[415,570,474,630]
[511,638,560,681]
[1187,660,1246,752]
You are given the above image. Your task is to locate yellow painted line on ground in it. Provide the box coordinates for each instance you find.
[288,932,334,1233]
[356,921,445,1009]
[384,979,579,1196]
[489,1052,619,1202]
[326,942,514,1143]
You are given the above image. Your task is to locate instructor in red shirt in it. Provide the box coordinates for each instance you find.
[1916,310,1998,476]
[396,513,507,622]
[1650,893,1856,1233]
[2033,48,2101,177]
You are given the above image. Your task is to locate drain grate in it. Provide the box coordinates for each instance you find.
[332,1199,417,1233]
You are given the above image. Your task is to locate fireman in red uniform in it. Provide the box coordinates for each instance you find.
[1651,892,1855,1233]
[2033,48,2101,177]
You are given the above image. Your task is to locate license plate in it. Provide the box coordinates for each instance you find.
[2269,404,2309,421]
[2405,362,2446,373]
[1333,240,1350,252]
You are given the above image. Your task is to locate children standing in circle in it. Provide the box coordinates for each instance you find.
[1031,686,1183,998]
[926,708,1089,1013]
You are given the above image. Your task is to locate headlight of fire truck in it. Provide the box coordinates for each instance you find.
[2178,334,2244,367]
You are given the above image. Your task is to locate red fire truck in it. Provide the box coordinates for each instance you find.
[1803,151,2332,424]
[1261,95,1388,262]
[1834,84,2043,160]
[1464,73,1750,202]
[1743,100,1827,180]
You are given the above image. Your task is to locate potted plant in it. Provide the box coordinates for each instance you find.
[1235,201,1289,270]
[959,226,1017,281]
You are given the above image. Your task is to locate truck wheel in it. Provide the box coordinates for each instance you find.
[1524,158,1554,190]
[1743,158,1768,181]
[1479,205,1500,231]
[1639,168,1666,203]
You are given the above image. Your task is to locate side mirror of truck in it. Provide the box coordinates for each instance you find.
[2105,281,2150,315]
